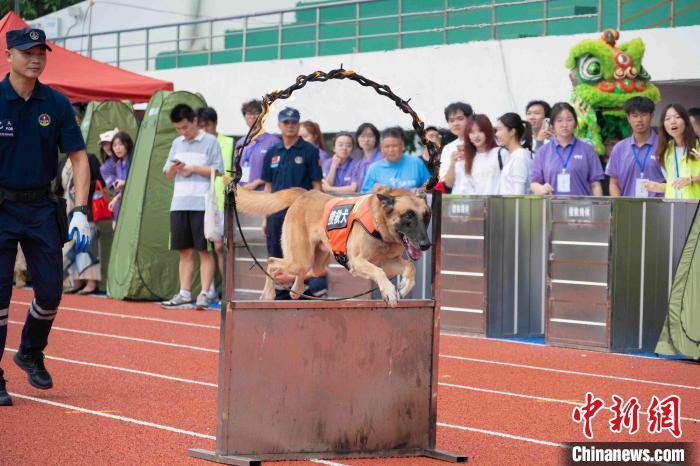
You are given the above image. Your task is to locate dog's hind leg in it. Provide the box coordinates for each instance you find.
[260,257,281,300]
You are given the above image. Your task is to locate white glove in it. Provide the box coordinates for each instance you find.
[69,211,93,252]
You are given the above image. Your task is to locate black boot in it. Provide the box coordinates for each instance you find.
[13,351,53,390]
[0,376,12,406]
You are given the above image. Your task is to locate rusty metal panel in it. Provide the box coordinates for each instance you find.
[221,300,435,456]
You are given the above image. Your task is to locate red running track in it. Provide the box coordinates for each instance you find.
[1,288,698,465]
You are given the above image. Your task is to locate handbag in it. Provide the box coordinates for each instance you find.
[92,180,113,222]
[204,169,223,242]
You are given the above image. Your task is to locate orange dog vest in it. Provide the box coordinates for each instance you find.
[323,195,381,269]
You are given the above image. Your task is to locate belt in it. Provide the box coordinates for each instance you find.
[0,186,51,203]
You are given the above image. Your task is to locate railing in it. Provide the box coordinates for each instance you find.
[50,0,698,72]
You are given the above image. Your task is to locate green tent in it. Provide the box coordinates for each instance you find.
[656,202,700,360]
[107,91,206,300]
[80,100,138,162]
[79,100,138,292]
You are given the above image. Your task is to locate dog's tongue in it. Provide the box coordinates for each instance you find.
[406,242,422,261]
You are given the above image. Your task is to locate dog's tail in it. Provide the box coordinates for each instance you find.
[232,187,306,216]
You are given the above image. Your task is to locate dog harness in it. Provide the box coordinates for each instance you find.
[323,195,381,269]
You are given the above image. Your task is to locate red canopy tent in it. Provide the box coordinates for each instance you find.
[0,11,173,102]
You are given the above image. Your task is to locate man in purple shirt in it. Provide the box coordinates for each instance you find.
[606,97,664,197]
[236,99,281,191]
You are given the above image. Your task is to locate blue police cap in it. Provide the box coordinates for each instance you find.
[6,28,52,52]
[278,107,300,122]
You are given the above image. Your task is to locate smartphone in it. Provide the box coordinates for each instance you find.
[543,118,551,130]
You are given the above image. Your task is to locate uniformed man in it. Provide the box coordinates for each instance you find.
[261,107,326,299]
[0,28,92,406]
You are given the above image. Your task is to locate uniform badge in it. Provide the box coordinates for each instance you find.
[294,156,303,164]
[29,31,40,41]
[270,155,280,168]
[38,114,51,126]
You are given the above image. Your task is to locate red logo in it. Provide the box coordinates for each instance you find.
[572,392,605,439]
[38,114,51,127]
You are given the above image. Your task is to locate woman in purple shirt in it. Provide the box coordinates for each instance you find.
[99,131,133,227]
[530,102,604,196]
[354,122,384,189]
[322,132,360,193]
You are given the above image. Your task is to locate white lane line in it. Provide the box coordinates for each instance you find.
[10,300,219,330]
[439,382,700,423]
[8,392,216,439]
[437,422,566,448]
[7,321,218,353]
[3,348,217,388]
[440,354,700,391]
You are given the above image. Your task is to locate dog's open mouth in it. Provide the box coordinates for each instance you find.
[400,233,422,262]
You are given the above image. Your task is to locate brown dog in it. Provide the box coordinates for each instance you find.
[233,186,432,306]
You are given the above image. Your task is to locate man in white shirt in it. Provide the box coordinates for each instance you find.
[438,102,473,181]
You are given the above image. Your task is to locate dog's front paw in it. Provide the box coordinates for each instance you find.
[260,288,275,300]
[380,284,401,307]
[397,275,415,298]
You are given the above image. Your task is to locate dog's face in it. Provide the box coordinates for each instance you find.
[375,188,432,261]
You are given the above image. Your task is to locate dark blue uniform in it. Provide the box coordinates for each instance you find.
[0,74,85,380]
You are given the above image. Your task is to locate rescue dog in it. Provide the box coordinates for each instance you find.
[234,186,432,306]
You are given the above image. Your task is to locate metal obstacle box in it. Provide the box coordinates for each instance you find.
[189,194,466,465]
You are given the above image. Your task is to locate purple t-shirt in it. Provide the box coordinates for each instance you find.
[530,138,604,195]
[354,149,384,190]
[236,132,281,190]
[322,157,361,188]
[605,131,664,197]
[319,148,330,162]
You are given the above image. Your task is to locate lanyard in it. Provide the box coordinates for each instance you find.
[631,143,652,175]
[674,146,685,179]
[554,138,577,172]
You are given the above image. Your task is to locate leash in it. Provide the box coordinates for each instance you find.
[228,66,442,301]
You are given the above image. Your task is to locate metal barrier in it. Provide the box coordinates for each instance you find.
[546,197,698,352]
[191,192,466,464]
[48,0,694,72]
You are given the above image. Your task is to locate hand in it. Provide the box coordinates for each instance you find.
[690,149,700,159]
[451,146,465,164]
[537,127,553,141]
[533,183,553,195]
[114,179,125,190]
[108,196,119,212]
[68,211,92,252]
[321,179,331,192]
[643,181,665,193]
[177,164,194,177]
[672,177,693,190]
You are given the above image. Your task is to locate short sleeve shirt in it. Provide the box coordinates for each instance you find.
[261,138,323,192]
[360,154,431,192]
[605,131,664,197]
[530,138,604,195]
[162,130,224,211]
[322,157,361,188]
[354,149,383,189]
[0,74,85,190]
[236,132,280,190]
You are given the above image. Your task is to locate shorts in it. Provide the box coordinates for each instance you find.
[170,210,210,251]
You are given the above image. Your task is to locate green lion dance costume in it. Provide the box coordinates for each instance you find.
[567,29,660,156]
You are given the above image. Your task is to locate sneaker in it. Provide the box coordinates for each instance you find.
[0,377,12,406]
[13,351,53,390]
[195,292,209,310]
[160,293,193,309]
[206,288,218,302]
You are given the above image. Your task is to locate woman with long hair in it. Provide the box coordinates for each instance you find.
[99,131,134,228]
[322,132,360,193]
[495,112,533,194]
[441,114,500,194]
[644,104,700,199]
[530,102,604,196]
[354,122,383,189]
[299,120,329,162]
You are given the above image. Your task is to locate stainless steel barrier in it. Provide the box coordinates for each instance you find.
[546,197,698,352]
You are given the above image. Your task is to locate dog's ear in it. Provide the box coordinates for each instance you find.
[376,193,395,213]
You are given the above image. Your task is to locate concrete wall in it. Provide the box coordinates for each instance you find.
[141,25,700,136]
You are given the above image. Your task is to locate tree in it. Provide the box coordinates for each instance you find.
[1,0,83,21]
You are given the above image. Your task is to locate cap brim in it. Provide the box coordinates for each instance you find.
[13,42,52,52]
[279,118,300,122]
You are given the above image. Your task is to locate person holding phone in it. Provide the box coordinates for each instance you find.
[643,104,700,199]
[530,102,604,196]
[525,100,552,151]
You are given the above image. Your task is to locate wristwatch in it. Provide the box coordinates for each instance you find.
[71,205,90,215]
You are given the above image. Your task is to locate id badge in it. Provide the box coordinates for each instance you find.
[635,178,647,198]
[557,172,571,193]
[240,164,251,183]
